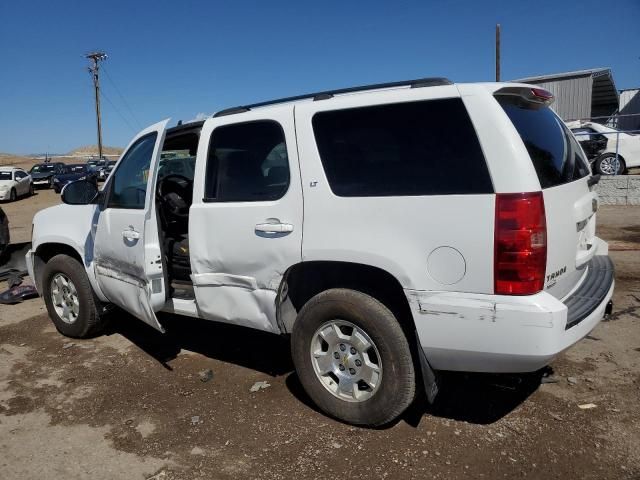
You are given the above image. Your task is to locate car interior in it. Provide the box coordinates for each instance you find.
[155,122,202,297]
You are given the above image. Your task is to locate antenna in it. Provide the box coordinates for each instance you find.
[85,51,108,159]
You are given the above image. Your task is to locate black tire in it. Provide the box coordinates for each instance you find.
[9,188,16,202]
[291,288,416,427]
[42,254,107,338]
[595,153,626,175]
[29,184,35,196]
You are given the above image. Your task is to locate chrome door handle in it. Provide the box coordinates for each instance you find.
[122,229,140,240]
[255,223,294,233]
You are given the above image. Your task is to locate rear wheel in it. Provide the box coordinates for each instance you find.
[29,184,34,196]
[291,288,415,427]
[42,254,107,338]
[595,153,626,175]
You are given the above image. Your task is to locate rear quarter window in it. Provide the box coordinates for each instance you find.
[497,96,590,188]
[312,98,493,197]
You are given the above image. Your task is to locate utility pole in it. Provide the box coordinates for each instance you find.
[495,24,501,82]
[86,51,107,159]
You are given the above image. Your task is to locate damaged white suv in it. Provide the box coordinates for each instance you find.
[27,78,615,426]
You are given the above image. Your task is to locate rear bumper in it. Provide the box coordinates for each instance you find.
[408,254,615,373]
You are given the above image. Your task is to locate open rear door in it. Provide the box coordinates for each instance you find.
[93,119,170,331]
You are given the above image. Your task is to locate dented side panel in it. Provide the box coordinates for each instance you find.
[92,119,170,332]
[188,106,303,333]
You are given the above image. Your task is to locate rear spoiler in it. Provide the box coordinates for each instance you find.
[494,86,555,106]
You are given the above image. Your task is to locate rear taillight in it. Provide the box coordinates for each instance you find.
[494,192,547,295]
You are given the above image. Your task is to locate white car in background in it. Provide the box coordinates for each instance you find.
[0,167,33,202]
[566,120,640,175]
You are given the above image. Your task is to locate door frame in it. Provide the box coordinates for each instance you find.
[93,118,171,331]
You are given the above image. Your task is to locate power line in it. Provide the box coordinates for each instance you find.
[102,66,143,129]
[100,87,138,133]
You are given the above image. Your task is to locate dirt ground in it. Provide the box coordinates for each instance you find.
[0,190,639,480]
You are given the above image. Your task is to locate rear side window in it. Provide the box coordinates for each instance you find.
[497,96,590,188]
[312,99,493,197]
[205,120,290,202]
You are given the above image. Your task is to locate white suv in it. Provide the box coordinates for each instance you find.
[26,78,615,426]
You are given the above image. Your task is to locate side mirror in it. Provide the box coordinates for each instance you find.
[61,179,99,205]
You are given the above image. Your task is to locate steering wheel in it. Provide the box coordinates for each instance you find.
[157,174,193,220]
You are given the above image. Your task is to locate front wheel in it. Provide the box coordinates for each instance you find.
[291,288,416,427]
[42,254,107,338]
[9,188,16,202]
[29,184,35,196]
[595,153,626,175]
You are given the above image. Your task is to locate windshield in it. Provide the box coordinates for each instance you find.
[0,172,12,181]
[497,96,590,188]
[31,164,55,173]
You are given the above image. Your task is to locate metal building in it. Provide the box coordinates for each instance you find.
[618,88,640,131]
[512,68,619,121]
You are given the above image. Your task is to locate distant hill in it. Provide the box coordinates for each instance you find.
[67,145,123,157]
[0,143,124,170]
[0,153,39,169]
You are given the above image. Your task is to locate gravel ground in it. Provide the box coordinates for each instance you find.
[0,191,639,479]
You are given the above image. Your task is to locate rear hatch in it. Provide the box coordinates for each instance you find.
[496,89,597,300]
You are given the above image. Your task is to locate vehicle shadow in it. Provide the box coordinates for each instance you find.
[404,370,544,426]
[285,368,544,428]
[107,310,544,427]
[0,242,31,270]
[104,310,293,376]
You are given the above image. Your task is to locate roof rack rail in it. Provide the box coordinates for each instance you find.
[212,77,453,118]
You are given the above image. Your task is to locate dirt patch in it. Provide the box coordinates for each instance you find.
[0,198,639,479]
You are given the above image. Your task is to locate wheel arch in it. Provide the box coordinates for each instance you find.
[278,260,414,338]
[278,260,438,402]
[33,242,107,302]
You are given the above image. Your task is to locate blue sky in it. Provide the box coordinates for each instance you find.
[1,0,638,153]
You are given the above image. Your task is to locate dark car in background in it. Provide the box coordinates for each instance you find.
[86,158,107,174]
[98,160,117,180]
[52,164,94,193]
[30,162,66,189]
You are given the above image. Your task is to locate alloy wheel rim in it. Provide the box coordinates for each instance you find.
[50,273,80,324]
[601,156,620,175]
[310,320,383,402]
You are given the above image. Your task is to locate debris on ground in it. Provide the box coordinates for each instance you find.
[146,471,166,480]
[567,376,578,385]
[549,412,564,421]
[541,376,559,384]
[578,403,598,410]
[198,369,214,383]
[62,342,75,349]
[191,415,202,425]
[0,283,38,304]
[250,380,271,392]
[190,446,205,455]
